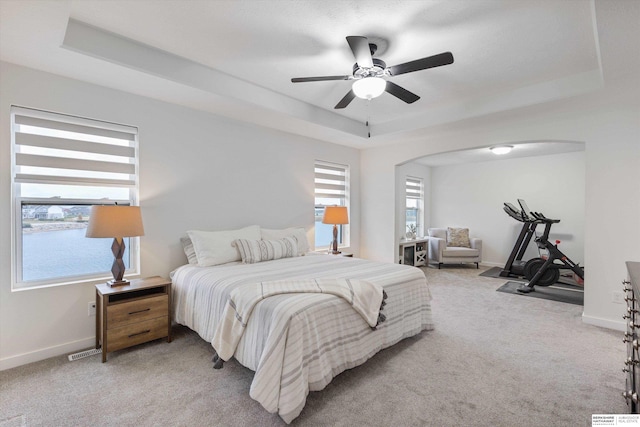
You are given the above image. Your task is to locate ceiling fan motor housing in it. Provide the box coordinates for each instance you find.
[353,58,387,79]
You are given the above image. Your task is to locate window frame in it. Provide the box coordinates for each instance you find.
[314,160,350,251]
[10,106,140,291]
[405,176,424,237]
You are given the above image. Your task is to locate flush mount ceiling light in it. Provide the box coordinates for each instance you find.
[490,145,514,155]
[352,76,386,99]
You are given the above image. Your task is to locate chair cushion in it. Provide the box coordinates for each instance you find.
[442,247,480,257]
[447,227,471,248]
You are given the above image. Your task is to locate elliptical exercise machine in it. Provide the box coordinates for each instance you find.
[500,199,584,293]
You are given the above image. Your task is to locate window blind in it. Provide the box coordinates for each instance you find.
[314,162,348,203]
[406,177,422,199]
[12,107,138,188]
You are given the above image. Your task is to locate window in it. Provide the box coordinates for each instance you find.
[405,176,424,237]
[314,161,349,250]
[11,106,139,289]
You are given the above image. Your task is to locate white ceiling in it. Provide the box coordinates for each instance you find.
[0,0,638,154]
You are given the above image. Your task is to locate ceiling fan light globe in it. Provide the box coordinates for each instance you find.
[352,77,386,99]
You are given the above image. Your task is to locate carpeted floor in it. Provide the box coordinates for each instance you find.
[0,266,625,426]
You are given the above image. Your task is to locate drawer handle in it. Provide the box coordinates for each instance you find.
[128,308,151,316]
[128,330,151,338]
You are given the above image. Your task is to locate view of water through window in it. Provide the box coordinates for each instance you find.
[21,205,129,282]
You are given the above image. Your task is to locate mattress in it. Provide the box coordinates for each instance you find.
[171,254,433,423]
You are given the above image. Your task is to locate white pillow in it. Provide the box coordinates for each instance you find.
[180,236,198,265]
[261,227,309,255]
[187,225,261,267]
[234,237,298,264]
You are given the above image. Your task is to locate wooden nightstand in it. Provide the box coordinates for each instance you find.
[95,276,171,362]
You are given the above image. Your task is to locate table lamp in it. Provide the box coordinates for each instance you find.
[86,205,144,287]
[322,206,349,254]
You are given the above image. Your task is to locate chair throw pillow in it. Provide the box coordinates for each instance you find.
[447,227,471,248]
[234,237,299,264]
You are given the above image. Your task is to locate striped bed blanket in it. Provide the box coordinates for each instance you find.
[213,278,388,361]
[171,254,432,423]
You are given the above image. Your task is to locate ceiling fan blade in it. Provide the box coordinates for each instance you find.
[346,36,373,68]
[387,52,454,76]
[385,81,420,104]
[291,75,352,83]
[334,90,356,109]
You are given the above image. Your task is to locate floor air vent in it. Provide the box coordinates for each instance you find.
[68,348,101,361]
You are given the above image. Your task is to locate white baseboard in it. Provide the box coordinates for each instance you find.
[582,313,625,332]
[480,262,503,268]
[0,337,95,371]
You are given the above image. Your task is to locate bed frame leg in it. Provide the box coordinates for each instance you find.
[212,351,224,370]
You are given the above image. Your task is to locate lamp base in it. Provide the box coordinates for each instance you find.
[330,250,342,255]
[330,224,341,255]
[107,279,130,287]
[109,237,127,286]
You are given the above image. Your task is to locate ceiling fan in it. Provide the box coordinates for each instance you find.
[291,36,454,109]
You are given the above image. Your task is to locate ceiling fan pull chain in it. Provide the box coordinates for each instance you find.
[366,100,371,138]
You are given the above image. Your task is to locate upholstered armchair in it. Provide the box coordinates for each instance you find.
[427,227,482,269]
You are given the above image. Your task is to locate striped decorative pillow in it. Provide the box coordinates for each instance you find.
[234,237,298,264]
[260,227,309,255]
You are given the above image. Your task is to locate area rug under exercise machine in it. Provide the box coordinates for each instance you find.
[496,281,583,306]
[481,266,582,286]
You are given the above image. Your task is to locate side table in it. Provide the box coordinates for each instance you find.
[95,276,171,362]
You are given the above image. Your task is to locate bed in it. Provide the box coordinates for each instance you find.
[171,251,432,423]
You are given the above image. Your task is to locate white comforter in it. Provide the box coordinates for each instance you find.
[171,254,433,423]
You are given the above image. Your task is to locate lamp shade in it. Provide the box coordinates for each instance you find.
[322,206,349,225]
[352,77,386,99]
[86,205,145,238]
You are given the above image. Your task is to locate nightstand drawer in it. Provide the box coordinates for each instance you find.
[106,316,169,353]
[107,295,168,329]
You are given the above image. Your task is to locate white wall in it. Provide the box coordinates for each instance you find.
[361,77,640,332]
[0,61,360,369]
[427,151,585,266]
